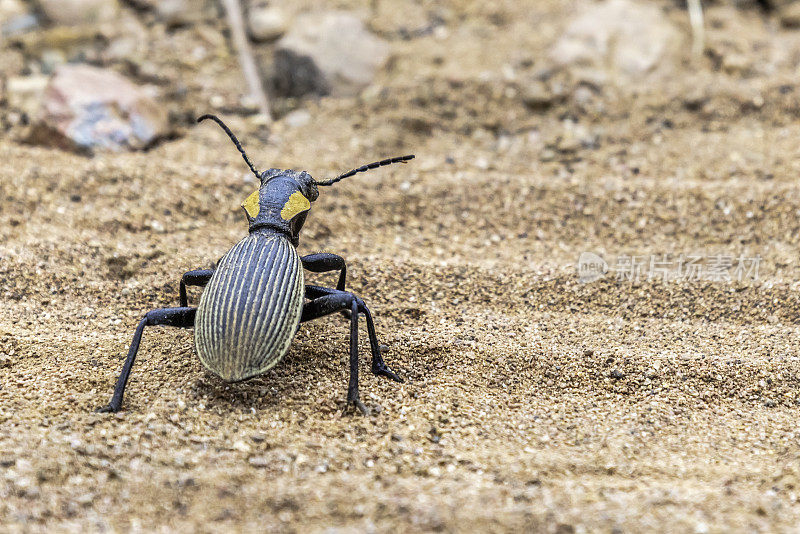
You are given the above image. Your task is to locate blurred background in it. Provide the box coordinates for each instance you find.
[3,1,800,532]
[2,0,800,272]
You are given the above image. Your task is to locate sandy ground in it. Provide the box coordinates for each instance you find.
[3,1,800,532]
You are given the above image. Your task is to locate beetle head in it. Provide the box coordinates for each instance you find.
[240,169,318,246]
[197,114,414,247]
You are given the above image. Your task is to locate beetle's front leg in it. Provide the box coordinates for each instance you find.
[301,254,351,319]
[179,269,214,307]
[301,253,346,291]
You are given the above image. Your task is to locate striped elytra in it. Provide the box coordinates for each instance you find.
[194,232,304,381]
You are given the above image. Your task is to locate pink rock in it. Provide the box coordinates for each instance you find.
[30,64,168,153]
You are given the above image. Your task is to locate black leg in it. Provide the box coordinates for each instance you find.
[301,287,402,414]
[347,299,367,414]
[300,285,403,382]
[301,254,349,319]
[179,269,214,307]
[304,284,339,300]
[304,285,401,382]
[97,307,196,413]
[301,253,346,291]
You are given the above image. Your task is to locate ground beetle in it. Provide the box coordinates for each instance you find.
[97,114,414,415]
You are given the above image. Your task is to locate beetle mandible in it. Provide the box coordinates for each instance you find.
[97,114,414,415]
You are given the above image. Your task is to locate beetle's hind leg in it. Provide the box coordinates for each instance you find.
[346,298,368,415]
[303,285,401,380]
[96,307,196,413]
[301,286,402,414]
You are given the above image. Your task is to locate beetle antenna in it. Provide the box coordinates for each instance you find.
[316,154,415,186]
[197,114,261,179]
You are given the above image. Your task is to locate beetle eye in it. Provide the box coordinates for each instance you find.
[242,189,260,218]
[297,172,318,201]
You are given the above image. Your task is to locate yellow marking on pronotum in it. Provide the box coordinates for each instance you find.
[242,190,260,218]
[280,191,310,220]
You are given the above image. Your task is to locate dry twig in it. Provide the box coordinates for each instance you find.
[687,0,705,59]
[220,0,272,123]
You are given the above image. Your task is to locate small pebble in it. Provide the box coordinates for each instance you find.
[249,456,269,468]
[248,5,287,42]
